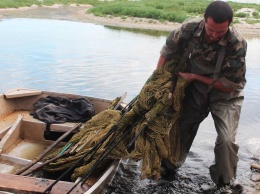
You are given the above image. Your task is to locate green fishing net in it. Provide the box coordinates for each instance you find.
[43,60,188,181]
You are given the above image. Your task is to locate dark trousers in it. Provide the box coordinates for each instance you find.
[174,82,243,185]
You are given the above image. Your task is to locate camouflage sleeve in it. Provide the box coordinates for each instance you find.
[220,39,247,90]
[160,28,182,59]
[160,18,201,60]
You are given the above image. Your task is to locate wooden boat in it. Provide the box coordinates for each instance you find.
[0,89,122,194]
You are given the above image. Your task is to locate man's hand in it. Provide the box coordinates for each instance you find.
[178,72,195,82]
[178,72,233,93]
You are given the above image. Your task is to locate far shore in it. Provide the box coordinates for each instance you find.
[0,4,260,38]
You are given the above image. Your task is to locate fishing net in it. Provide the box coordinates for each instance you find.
[43,59,188,181]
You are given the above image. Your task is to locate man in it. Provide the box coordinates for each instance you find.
[157,1,247,193]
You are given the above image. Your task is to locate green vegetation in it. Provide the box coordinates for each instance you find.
[105,25,169,38]
[1,0,260,23]
[253,11,260,18]
[235,12,250,18]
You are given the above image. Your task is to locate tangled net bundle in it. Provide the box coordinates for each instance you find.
[44,60,188,181]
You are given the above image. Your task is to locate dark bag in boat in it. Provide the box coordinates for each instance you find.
[31,95,95,124]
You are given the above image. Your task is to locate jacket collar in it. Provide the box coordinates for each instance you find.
[195,19,231,47]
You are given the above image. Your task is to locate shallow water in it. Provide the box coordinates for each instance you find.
[0,19,259,193]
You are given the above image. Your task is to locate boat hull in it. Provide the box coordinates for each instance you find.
[0,89,121,194]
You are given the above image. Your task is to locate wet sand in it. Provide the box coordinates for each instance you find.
[0,4,260,37]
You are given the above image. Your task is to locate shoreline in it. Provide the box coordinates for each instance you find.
[0,4,260,37]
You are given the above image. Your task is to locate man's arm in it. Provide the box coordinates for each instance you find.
[156,55,168,69]
[178,72,233,93]
[157,56,233,92]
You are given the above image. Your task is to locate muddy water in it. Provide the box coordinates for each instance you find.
[0,19,259,193]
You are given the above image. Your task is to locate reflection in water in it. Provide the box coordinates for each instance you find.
[105,25,169,37]
[0,19,259,193]
[0,18,165,103]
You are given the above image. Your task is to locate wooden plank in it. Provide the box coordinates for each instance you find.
[0,126,11,139]
[0,115,23,154]
[0,111,35,135]
[4,89,42,99]
[0,173,89,194]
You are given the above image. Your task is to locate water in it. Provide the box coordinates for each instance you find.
[0,19,259,193]
[0,18,163,103]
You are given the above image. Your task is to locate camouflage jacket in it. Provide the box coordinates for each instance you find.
[160,18,247,91]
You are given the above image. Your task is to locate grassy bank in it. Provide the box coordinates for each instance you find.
[1,0,260,24]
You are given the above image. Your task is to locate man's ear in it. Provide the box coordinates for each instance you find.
[203,13,206,22]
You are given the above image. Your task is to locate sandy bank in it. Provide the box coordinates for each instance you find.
[0,4,260,38]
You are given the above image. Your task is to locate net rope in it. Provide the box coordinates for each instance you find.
[43,60,188,181]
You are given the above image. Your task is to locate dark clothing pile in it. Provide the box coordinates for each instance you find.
[31,96,95,124]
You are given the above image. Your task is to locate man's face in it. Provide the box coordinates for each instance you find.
[204,17,229,43]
